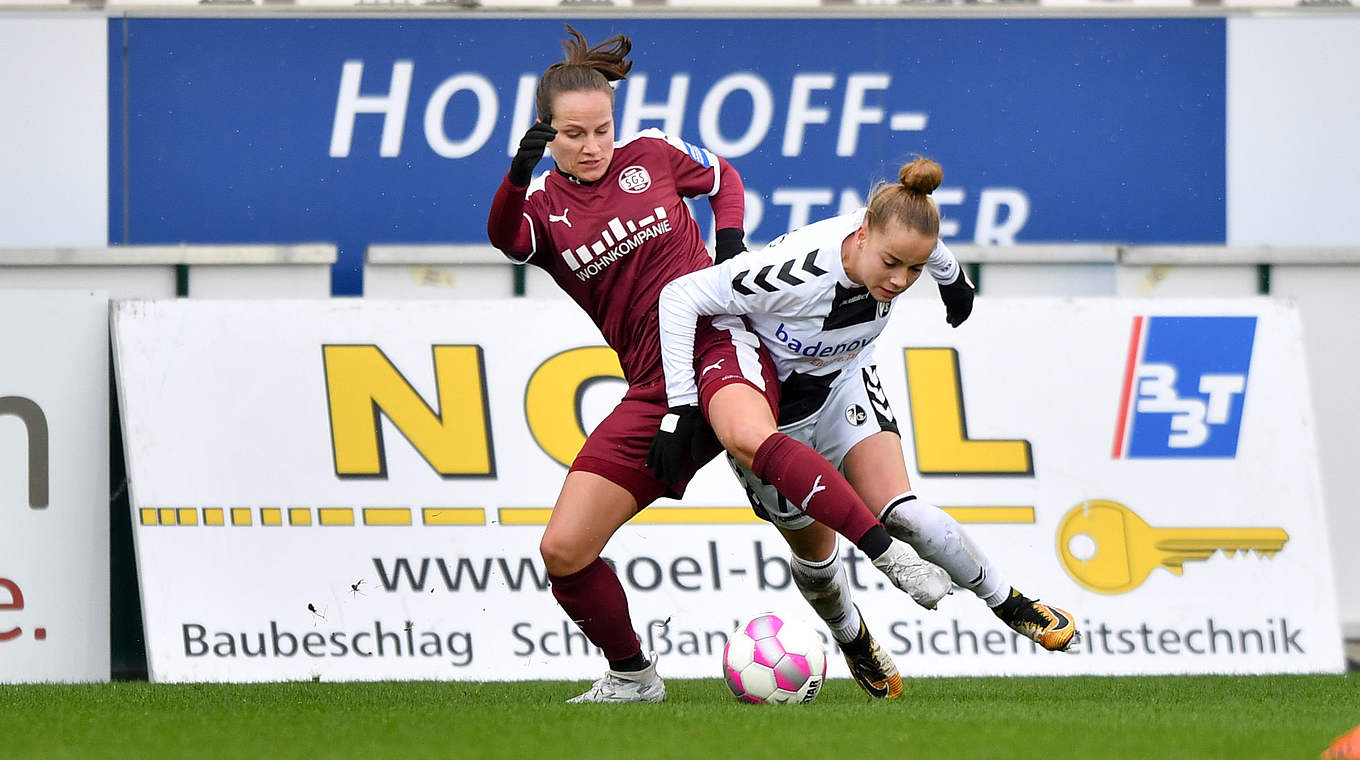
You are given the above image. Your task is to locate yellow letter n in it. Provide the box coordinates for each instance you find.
[324,345,494,478]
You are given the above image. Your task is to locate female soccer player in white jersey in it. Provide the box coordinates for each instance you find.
[487,26,949,703]
[654,158,1079,692]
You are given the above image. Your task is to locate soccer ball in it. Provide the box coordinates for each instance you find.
[722,612,826,704]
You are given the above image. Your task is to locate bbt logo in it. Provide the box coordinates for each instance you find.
[0,396,48,508]
[1113,316,1256,459]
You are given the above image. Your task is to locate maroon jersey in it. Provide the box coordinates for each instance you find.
[487,128,745,387]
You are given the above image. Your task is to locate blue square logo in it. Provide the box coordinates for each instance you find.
[1114,316,1256,459]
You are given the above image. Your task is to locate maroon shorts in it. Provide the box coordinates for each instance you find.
[570,314,781,507]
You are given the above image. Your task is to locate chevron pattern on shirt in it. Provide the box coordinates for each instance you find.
[732,250,826,296]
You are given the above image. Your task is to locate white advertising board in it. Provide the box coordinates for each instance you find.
[112,297,1343,682]
[0,290,110,683]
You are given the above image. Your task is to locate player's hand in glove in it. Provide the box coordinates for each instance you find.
[714,228,748,264]
[508,122,557,187]
[938,269,975,328]
[646,404,716,485]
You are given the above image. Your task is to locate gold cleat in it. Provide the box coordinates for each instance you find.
[996,591,1079,652]
[842,616,904,699]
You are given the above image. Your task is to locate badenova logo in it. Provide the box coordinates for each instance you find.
[0,396,48,509]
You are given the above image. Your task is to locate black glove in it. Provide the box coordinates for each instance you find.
[714,228,747,264]
[645,404,715,486]
[938,269,975,328]
[508,122,557,186]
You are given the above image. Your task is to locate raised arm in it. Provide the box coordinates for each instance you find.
[928,240,975,328]
[487,175,536,258]
[652,129,749,264]
[709,157,749,264]
[486,122,557,259]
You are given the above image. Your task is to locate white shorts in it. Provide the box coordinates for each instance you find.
[729,364,899,530]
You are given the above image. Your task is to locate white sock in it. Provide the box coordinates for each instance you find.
[790,542,862,643]
[879,491,1009,606]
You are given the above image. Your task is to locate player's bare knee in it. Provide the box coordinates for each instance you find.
[539,533,593,577]
[715,425,772,468]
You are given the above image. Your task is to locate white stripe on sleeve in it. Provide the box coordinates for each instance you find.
[927,239,962,285]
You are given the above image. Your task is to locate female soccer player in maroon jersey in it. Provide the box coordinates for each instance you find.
[486,25,945,703]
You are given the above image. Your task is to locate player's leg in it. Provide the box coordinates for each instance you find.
[540,472,666,702]
[707,381,894,552]
[780,521,903,699]
[695,317,936,600]
[543,397,678,703]
[844,436,1076,650]
[842,430,1006,597]
[712,405,948,609]
[841,427,1077,651]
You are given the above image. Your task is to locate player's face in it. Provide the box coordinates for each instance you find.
[848,220,937,302]
[548,89,616,183]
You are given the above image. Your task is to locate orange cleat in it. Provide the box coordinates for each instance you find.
[1322,724,1360,760]
[994,590,1079,652]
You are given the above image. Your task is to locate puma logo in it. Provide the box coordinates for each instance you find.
[549,209,572,227]
[801,475,826,510]
[701,358,725,375]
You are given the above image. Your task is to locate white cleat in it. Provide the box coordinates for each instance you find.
[566,652,667,704]
[871,540,953,610]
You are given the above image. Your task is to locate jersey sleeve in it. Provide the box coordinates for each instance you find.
[658,248,821,407]
[645,130,746,233]
[486,172,546,263]
[926,239,963,284]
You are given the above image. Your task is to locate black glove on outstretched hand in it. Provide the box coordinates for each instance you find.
[646,404,716,486]
[508,122,557,187]
[938,269,975,328]
[714,228,747,264]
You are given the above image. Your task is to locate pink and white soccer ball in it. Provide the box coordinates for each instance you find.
[722,612,826,704]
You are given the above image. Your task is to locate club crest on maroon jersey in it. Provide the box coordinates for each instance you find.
[618,165,651,194]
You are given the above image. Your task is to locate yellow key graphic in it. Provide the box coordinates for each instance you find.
[1057,499,1289,594]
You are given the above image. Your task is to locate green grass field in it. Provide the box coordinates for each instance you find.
[2,675,1355,759]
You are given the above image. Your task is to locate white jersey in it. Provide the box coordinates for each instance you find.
[658,209,960,422]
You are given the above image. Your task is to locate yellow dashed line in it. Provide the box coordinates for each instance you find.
[497,508,554,525]
[136,505,1038,528]
[422,508,486,525]
[631,508,762,524]
[363,508,412,526]
[498,506,759,525]
[319,508,354,526]
[943,506,1035,524]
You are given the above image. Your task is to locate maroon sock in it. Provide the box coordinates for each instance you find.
[751,432,891,558]
[548,557,641,663]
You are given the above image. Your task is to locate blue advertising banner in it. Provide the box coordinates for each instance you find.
[109,17,1225,295]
